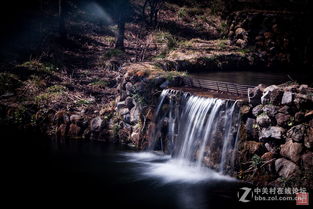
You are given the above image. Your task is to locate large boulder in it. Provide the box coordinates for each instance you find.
[256,114,271,127]
[275,158,300,178]
[259,126,285,141]
[286,124,306,142]
[280,140,303,163]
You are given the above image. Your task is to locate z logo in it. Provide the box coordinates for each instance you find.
[238,187,253,203]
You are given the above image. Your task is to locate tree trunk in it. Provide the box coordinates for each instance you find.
[115,15,125,51]
[59,0,66,39]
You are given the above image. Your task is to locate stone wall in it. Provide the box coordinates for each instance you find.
[238,83,313,188]
[112,68,185,149]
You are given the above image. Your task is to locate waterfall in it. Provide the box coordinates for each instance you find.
[149,89,240,175]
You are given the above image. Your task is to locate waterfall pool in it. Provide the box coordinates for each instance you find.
[2,128,301,209]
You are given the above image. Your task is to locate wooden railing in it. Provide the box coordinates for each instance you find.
[183,77,255,96]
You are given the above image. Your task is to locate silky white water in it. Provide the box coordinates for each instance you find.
[139,89,240,183]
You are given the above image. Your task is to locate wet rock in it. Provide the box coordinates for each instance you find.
[252,104,263,116]
[68,124,81,138]
[301,152,313,170]
[256,114,271,127]
[304,126,313,149]
[242,141,264,155]
[90,117,103,132]
[259,126,285,141]
[280,140,303,163]
[275,158,299,178]
[248,85,265,106]
[281,91,293,105]
[286,124,305,142]
[275,113,290,127]
[125,97,134,109]
[262,104,278,118]
[70,114,81,124]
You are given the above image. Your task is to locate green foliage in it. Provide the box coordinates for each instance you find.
[251,154,263,168]
[19,60,58,73]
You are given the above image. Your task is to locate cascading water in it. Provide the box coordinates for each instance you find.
[149,89,241,175]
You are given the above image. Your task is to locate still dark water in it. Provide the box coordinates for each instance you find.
[1,128,308,209]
